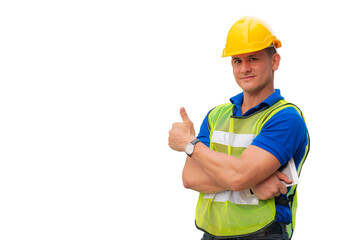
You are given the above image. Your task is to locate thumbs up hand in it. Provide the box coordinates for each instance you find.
[168,107,196,152]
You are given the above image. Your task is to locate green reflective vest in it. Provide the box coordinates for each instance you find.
[195,99,310,238]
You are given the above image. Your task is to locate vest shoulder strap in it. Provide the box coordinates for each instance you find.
[258,101,307,131]
[207,103,234,131]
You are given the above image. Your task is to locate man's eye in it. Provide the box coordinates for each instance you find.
[233,60,241,64]
[249,58,258,61]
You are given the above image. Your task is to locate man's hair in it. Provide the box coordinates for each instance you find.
[264,46,277,57]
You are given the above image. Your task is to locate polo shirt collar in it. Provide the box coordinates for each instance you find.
[230,89,284,116]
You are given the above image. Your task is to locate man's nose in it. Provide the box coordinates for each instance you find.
[240,61,251,74]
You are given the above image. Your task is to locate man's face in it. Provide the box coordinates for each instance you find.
[231,50,280,94]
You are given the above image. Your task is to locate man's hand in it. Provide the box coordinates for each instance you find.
[250,171,292,200]
[168,107,196,152]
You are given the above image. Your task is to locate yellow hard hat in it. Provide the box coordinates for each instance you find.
[222,16,281,57]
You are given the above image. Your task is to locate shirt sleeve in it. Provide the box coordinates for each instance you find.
[196,111,211,147]
[251,107,308,166]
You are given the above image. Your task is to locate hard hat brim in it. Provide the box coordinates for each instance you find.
[222,38,281,57]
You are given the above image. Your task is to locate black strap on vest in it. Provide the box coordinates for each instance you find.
[275,190,295,206]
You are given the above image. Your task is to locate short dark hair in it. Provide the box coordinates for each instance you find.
[264,46,277,57]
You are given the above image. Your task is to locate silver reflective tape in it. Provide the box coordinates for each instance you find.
[211,131,256,148]
[204,190,259,205]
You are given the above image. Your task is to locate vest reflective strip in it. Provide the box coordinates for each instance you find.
[211,131,256,147]
[204,190,259,205]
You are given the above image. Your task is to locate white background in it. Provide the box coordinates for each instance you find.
[0,1,359,239]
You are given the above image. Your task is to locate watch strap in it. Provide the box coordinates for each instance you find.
[191,139,200,145]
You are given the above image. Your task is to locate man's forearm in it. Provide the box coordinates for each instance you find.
[191,143,281,191]
[182,156,227,193]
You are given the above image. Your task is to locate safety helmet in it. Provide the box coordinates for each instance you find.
[222,16,281,57]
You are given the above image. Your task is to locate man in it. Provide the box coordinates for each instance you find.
[168,16,309,240]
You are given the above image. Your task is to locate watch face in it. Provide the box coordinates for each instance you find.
[185,143,194,155]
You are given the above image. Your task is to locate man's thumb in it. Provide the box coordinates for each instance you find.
[180,107,191,123]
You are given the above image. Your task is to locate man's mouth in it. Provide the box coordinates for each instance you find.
[240,75,255,80]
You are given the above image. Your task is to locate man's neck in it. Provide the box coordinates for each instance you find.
[241,88,275,115]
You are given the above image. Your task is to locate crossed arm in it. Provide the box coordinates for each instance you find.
[182,143,290,199]
[170,108,291,200]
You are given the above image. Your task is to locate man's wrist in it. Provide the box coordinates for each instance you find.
[182,136,196,151]
[185,138,200,157]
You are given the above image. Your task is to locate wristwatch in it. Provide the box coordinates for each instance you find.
[185,139,200,157]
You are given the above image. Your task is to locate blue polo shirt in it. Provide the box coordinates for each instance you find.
[196,89,309,224]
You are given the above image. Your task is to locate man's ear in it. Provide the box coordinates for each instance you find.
[272,53,281,71]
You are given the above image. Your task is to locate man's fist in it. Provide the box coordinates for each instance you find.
[168,108,196,152]
[250,171,292,200]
